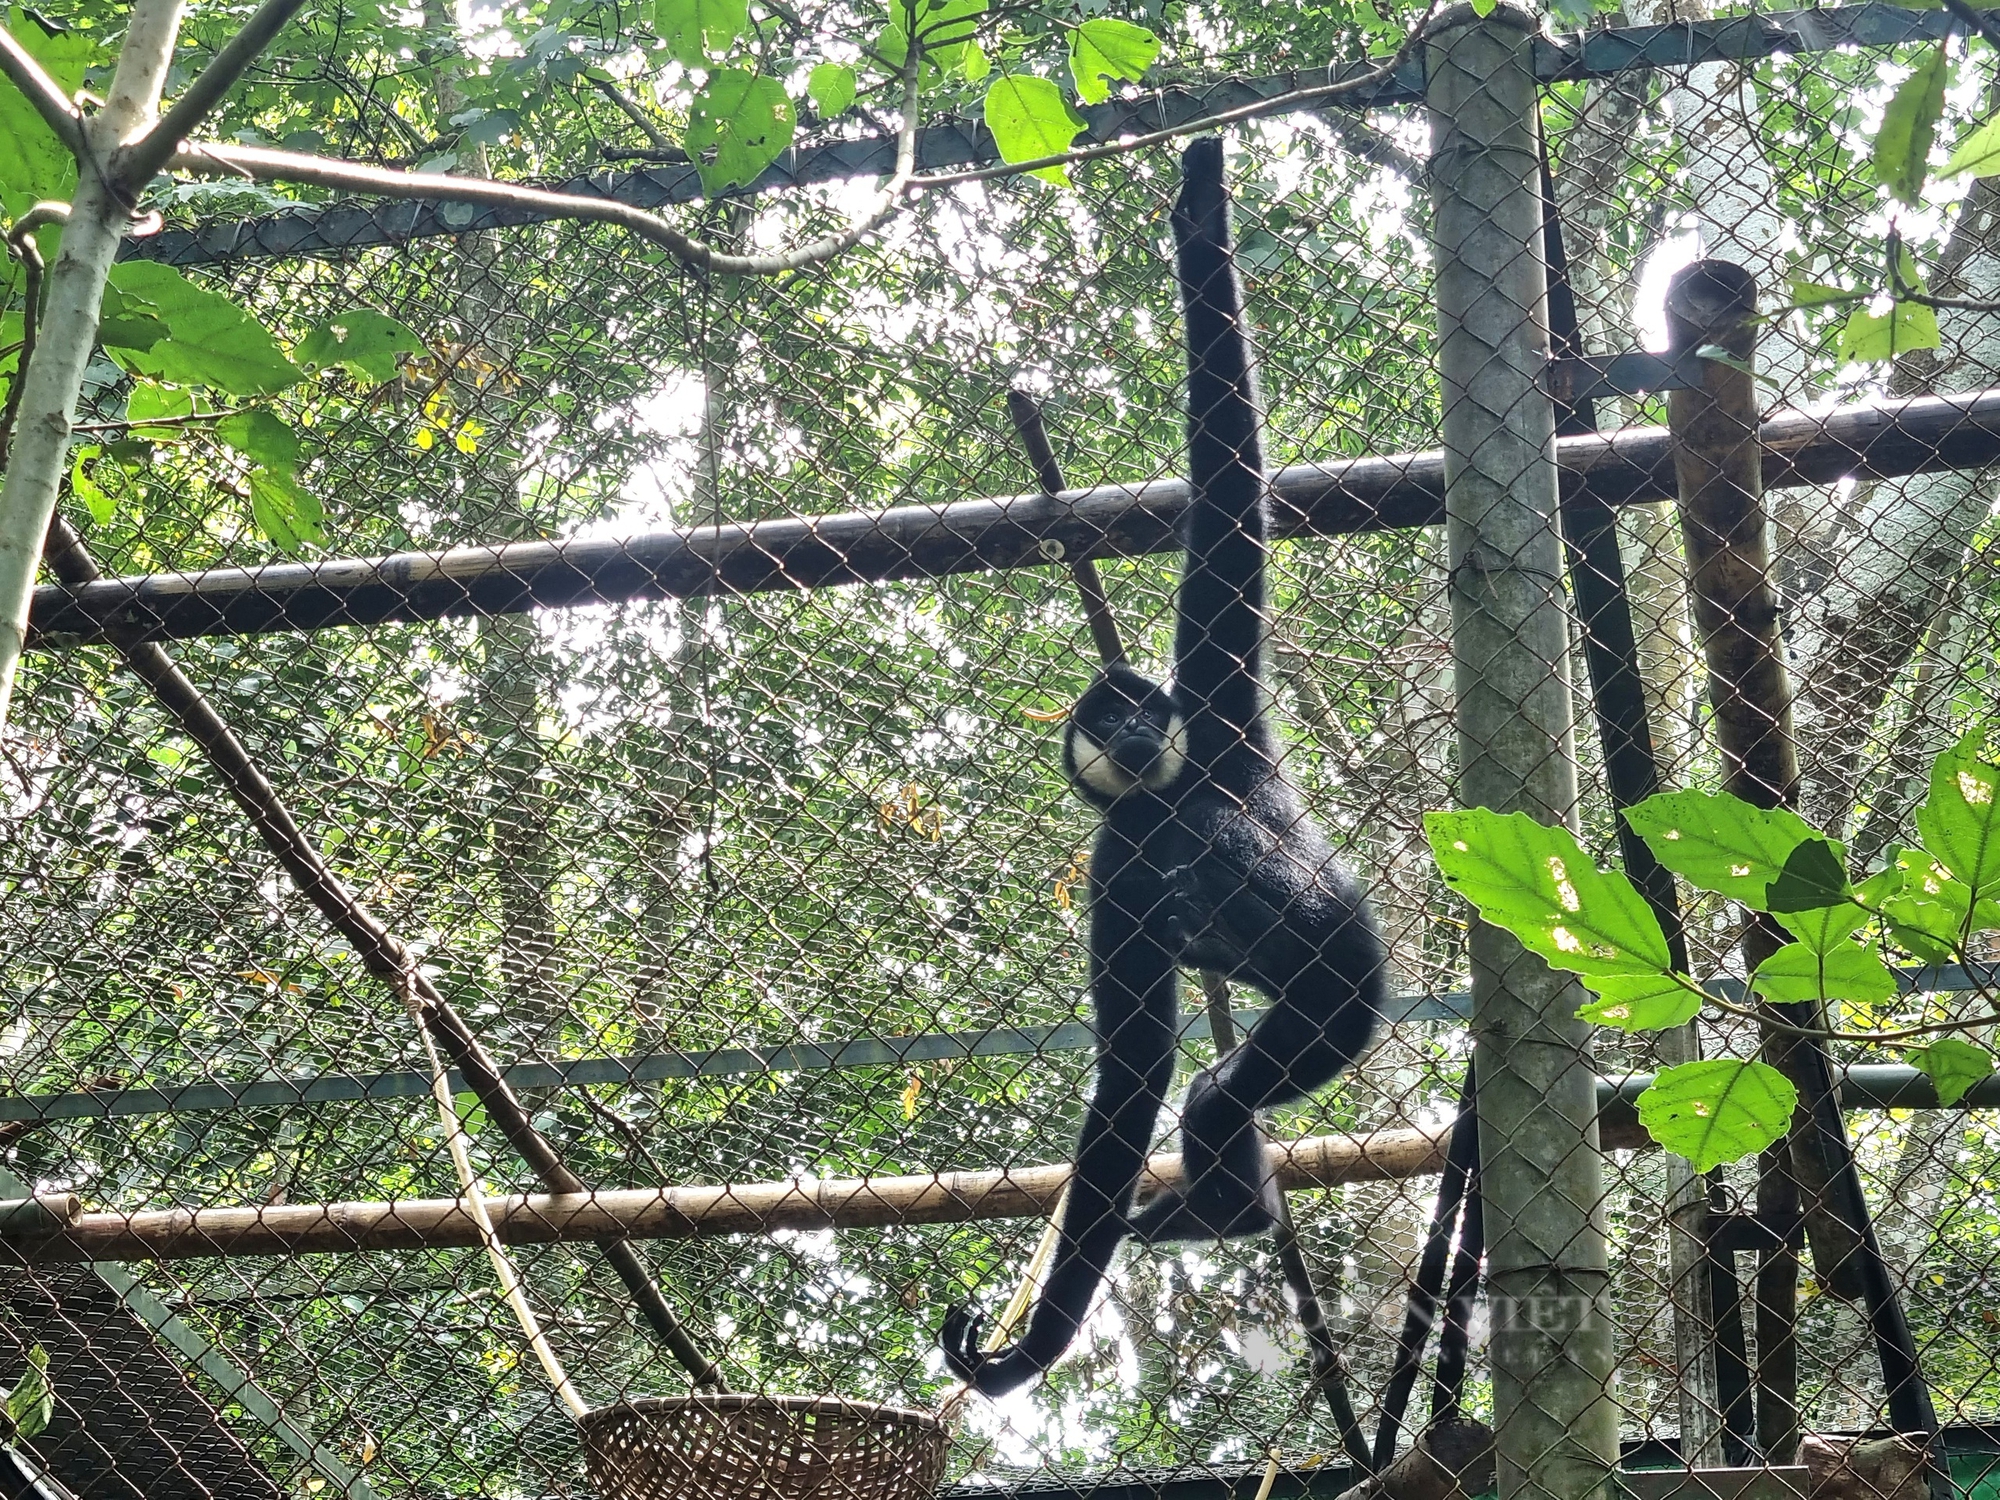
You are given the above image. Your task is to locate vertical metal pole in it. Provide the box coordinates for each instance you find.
[1427,11,1620,1500]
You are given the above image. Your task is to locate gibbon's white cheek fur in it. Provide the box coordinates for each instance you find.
[1141,716,1188,792]
[1071,730,1136,800]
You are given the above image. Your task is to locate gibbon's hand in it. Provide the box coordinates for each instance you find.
[939,1304,1042,1398]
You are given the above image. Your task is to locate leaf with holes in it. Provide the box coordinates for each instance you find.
[249,468,325,553]
[1837,298,1940,364]
[1906,1037,1995,1106]
[1069,18,1160,104]
[1574,974,1702,1032]
[1625,791,1822,908]
[983,75,1085,185]
[297,310,424,384]
[1636,1060,1799,1172]
[1915,732,2000,907]
[1426,809,1672,978]
[1863,846,1996,962]
[1874,40,1948,206]
[686,70,795,196]
[1750,941,1897,1006]
[655,0,748,66]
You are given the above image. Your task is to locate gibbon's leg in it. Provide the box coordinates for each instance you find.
[941,878,1179,1395]
[1127,954,1383,1244]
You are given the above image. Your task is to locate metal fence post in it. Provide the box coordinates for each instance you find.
[1427,8,1621,1500]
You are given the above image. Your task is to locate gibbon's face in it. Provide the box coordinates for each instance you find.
[1065,667,1187,801]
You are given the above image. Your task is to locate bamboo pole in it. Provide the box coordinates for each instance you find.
[26,387,2000,650]
[1428,10,1620,1500]
[20,1117,1656,1264]
[1664,261,1940,1469]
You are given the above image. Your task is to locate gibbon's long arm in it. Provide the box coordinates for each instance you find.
[940,886,1178,1394]
[1171,135,1273,784]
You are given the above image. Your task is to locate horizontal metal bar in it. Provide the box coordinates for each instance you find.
[27,1059,2000,1261]
[30,387,2000,649]
[116,5,1953,271]
[0,991,1468,1126]
[12,971,1995,1128]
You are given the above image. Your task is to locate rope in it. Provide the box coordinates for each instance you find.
[403,973,589,1421]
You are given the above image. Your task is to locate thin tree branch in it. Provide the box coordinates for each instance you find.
[586,73,675,152]
[124,0,313,181]
[1311,107,1423,177]
[0,204,69,463]
[0,23,87,158]
[168,41,924,277]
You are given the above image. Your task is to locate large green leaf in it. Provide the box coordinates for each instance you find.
[1574,973,1702,1032]
[654,0,748,67]
[1861,846,1996,961]
[807,62,858,118]
[1069,18,1160,105]
[1905,1037,1995,1106]
[124,382,196,439]
[1636,1059,1799,1172]
[297,310,423,384]
[1425,808,1673,977]
[1942,109,2000,179]
[1873,40,1948,206]
[0,9,94,220]
[248,467,325,553]
[104,263,301,396]
[1838,298,1940,364]
[1749,941,1897,1006]
[878,0,987,77]
[685,70,795,196]
[1625,791,1821,908]
[1774,898,1869,953]
[1765,837,1853,913]
[983,75,1085,185]
[3,1347,50,1442]
[216,409,301,473]
[1914,732,2000,906]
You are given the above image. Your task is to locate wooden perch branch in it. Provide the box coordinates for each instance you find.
[21,1116,1653,1263]
[28,386,2000,650]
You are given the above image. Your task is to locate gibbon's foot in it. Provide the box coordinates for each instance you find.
[1125,1176,1279,1243]
[938,1304,1041,1398]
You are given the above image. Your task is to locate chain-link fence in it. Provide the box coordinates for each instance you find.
[3,6,1999,1498]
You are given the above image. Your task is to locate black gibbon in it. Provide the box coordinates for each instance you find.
[940,136,1388,1398]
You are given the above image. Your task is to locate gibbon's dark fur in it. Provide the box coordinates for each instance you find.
[940,137,1387,1398]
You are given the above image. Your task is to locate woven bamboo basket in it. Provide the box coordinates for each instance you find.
[581,1394,948,1500]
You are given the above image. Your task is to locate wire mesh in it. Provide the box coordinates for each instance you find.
[1,11,1998,1500]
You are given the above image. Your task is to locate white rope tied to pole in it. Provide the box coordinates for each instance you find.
[402,966,588,1422]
